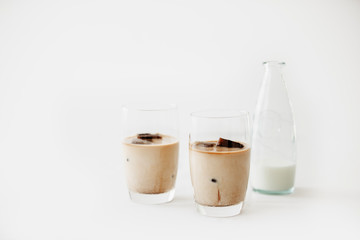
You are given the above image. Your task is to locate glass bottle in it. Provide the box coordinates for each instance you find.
[251,61,297,195]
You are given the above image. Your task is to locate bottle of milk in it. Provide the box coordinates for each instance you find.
[251,61,297,195]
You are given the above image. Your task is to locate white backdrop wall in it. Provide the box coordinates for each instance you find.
[1,0,360,239]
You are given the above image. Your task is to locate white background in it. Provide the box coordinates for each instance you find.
[1,0,360,239]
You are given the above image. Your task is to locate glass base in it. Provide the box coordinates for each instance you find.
[252,187,294,195]
[195,202,243,217]
[129,189,175,204]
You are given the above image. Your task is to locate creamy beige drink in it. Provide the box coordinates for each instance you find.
[190,139,251,207]
[122,133,179,194]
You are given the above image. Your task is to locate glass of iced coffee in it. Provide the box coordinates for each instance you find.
[122,104,179,204]
[189,110,251,217]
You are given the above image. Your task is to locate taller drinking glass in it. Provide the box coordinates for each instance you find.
[189,110,251,217]
[251,61,297,195]
[121,104,179,204]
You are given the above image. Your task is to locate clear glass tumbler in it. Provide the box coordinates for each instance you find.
[121,104,179,204]
[189,110,251,217]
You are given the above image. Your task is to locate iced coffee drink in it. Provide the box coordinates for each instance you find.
[122,103,178,204]
[190,138,250,207]
[122,133,179,202]
[190,110,251,217]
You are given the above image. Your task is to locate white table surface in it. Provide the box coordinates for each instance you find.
[1,161,359,240]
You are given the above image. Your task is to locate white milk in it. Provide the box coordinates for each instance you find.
[252,159,296,192]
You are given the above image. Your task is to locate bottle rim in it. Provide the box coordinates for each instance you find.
[263,61,286,66]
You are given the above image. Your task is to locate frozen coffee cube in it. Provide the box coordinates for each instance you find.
[131,138,152,144]
[137,133,162,141]
[216,138,244,148]
[195,142,216,148]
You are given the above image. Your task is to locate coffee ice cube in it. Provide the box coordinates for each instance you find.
[131,138,152,144]
[137,133,162,141]
[216,138,244,148]
[196,142,216,148]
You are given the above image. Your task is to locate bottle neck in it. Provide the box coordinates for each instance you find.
[263,62,285,83]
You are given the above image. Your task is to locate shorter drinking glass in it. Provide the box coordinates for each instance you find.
[121,104,179,204]
[189,110,251,217]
